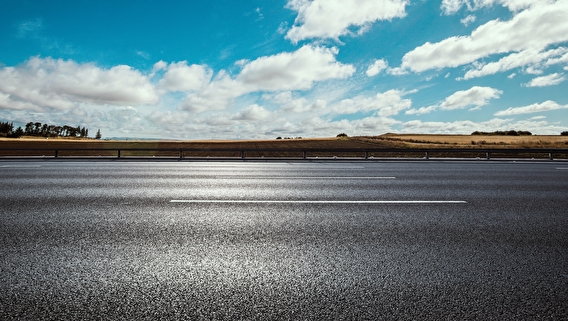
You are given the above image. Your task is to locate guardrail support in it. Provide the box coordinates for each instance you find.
[364,151,368,159]
[241,151,245,159]
[179,150,183,159]
[425,151,429,160]
[55,150,58,158]
[486,152,490,160]
[118,150,121,158]
[549,153,553,160]
[303,151,307,159]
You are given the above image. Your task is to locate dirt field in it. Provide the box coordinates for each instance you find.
[1,134,567,158]
[0,137,392,158]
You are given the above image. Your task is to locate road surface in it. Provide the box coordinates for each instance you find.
[1,161,567,320]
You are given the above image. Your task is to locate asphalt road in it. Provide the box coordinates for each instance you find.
[1,160,567,320]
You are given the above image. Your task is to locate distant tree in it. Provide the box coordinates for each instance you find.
[12,126,24,138]
[3,120,92,139]
[276,137,282,139]
[0,121,13,135]
[34,122,42,135]
[95,129,102,139]
[471,130,531,136]
[25,122,34,135]
[336,133,348,137]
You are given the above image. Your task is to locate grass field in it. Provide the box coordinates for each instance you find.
[363,134,568,149]
[1,134,567,158]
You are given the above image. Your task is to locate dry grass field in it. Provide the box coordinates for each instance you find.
[1,134,567,158]
[362,134,568,149]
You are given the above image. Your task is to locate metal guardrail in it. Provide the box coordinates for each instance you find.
[1,147,568,160]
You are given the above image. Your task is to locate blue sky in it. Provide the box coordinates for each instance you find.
[1,0,567,139]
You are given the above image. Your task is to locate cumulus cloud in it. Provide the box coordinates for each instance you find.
[400,1,568,73]
[285,0,408,43]
[462,47,568,80]
[523,73,566,87]
[406,86,502,114]
[155,61,212,92]
[495,100,568,116]
[181,45,355,112]
[0,57,159,112]
[332,90,412,116]
[232,104,271,120]
[440,86,502,110]
[366,59,388,77]
[237,45,354,91]
[269,91,327,113]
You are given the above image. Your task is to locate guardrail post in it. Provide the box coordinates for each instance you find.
[364,151,368,159]
[55,150,58,158]
[118,150,121,158]
[303,151,306,159]
[180,150,183,159]
[241,151,245,159]
[486,152,490,160]
[549,153,553,160]
[425,151,429,160]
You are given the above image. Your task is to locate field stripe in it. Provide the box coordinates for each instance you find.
[170,200,467,204]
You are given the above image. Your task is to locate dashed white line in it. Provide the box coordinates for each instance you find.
[240,176,396,179]
[0,165,42,168]
[170,200,467,204]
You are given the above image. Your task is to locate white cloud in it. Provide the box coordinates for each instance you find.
[495,100,568,116]
[406,86,502,114]
[441,0,538,15]
[332,89,412,116]
[0,57,159,112]
[147,110,192,126]
[366,59,388,77]
[158,61,212,92]
[398,117,568,135]
[268,91,327,113]
[462,47,568,80]
[181,45,355,112]
[236,45,354,91]
[399,117,553,134]
[440,86,502,110]
[232,104,271,121]
[460,15,476,26]
[405,105,438,115]
[401,1,568,73]
[524,73,566,87]
[285,0,408,43]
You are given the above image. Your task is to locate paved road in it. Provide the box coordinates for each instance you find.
[1,161,567,320]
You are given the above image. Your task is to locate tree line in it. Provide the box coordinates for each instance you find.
[471,130,532,136]
[0,121,101,139]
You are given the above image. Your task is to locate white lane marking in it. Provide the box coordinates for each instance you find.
[0,165,42,168]
[170,200,467,204]
[213,176,396,179]
[557,168,568,170]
